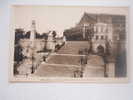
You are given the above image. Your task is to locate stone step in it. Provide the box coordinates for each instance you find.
[46,54,82,65]
[34,63,79,77]
[58,41,90,54]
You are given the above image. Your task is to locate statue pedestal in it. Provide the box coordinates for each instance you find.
[83,65,104,77]
[106,62,115,77]
[83,55,105,77]
[17,59,32,75]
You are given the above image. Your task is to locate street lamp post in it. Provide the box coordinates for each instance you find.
[30,20,36,74]
[87,24,94,53]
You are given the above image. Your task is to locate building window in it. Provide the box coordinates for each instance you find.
[96,35,99,40]
[101,35,104,40]
[101,26,103,32]
[105,36,108,40]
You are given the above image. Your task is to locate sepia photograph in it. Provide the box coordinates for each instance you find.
[10,6,128,82]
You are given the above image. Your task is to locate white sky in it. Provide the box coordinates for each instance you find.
[12,6,128,36]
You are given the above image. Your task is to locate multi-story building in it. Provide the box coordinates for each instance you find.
[64,12,126,77]
[64,12,125,55]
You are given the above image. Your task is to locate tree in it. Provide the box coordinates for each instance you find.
[15,28,25,44]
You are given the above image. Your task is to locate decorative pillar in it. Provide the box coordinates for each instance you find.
[30,20,36,42]
[82,24,87,39]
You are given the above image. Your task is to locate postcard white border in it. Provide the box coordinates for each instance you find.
[9,5,130,83]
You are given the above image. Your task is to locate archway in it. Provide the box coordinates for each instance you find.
[97,45,104,55]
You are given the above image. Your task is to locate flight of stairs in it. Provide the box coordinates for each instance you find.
[58,41,90,54]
